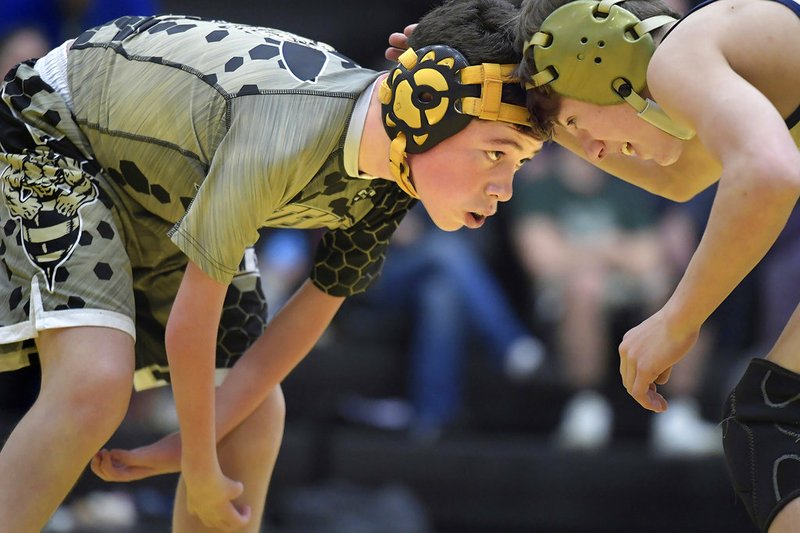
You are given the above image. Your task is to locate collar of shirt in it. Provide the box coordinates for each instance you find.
[343,76,380,180]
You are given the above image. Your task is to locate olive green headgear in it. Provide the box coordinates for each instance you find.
[523,0,694,140]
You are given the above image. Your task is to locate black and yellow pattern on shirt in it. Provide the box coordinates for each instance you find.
[0,61,267,389]
[66,15,413,293]
[1,16,417,385]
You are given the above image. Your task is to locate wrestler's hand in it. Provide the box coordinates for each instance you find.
[184,469,251,531]
[619,308,699,412]
[91,432,181,482]
[385,24,416,62]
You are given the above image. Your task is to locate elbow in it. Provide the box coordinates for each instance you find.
[772,164,800,197]
[747,157,800,199]
[717,155,800,213]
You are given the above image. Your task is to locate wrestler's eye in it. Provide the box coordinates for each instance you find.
[487,150,503,162]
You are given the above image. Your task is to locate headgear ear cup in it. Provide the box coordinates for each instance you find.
[379,46,476,198]
[379,45,531,198]
[381,45,475,155]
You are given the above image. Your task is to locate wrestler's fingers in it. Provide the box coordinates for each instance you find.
[90,450,114,480]
[388,32,408,48]
[632,371,667,413]
[647,383,668,413]
[385,47,405,62]
[623,354,638,397]
[655,367,672,385]
[619,342,630,389]
[619,352,628,388]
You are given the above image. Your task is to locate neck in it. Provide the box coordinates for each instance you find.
[358,73,395,181]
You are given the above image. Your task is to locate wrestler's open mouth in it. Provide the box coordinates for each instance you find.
[621,142,636,157]
[470,212,485,223]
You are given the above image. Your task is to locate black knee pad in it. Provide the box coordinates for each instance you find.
[722,358,800,532]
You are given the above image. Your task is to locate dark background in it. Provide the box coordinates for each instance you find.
[159,0,443,70]
[0,1,759,531]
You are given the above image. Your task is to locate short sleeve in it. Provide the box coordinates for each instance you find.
[169,94,351,284]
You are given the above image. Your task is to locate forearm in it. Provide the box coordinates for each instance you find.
[664,169,799,332]
[168,337,218,475]
[213,279,345,441]
[166,262,228,479]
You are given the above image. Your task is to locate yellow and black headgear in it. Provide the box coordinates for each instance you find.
[379,45,531,199]
[523,0,694,140]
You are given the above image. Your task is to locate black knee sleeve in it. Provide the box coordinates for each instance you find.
[722,358,800,532]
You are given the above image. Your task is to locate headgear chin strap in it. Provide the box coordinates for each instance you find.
[379,45,531,199]
[523,0,694,140]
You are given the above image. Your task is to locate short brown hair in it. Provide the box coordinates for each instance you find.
[409,0,545,141]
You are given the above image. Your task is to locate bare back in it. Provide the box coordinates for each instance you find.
[659,0,800,123]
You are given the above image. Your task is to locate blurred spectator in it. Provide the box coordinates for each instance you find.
[256,229,316,312]
[0,0,162,79]
[338,206,546,441]
[0,27,50,78]
[510,145,719,454]
[0,0,160,51]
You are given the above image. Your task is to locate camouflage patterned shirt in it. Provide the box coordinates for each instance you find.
[65,15,415,296]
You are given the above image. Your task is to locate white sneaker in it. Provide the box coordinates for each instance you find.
[70,491,138,530]
[43,507,76,533]
[337,395,414,430]
[504,336,545,382]
[651,397,722,457]
[554,390,613,451]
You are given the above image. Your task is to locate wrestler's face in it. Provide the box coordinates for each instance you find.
[557,98,684,166]
[407,120,542,231]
